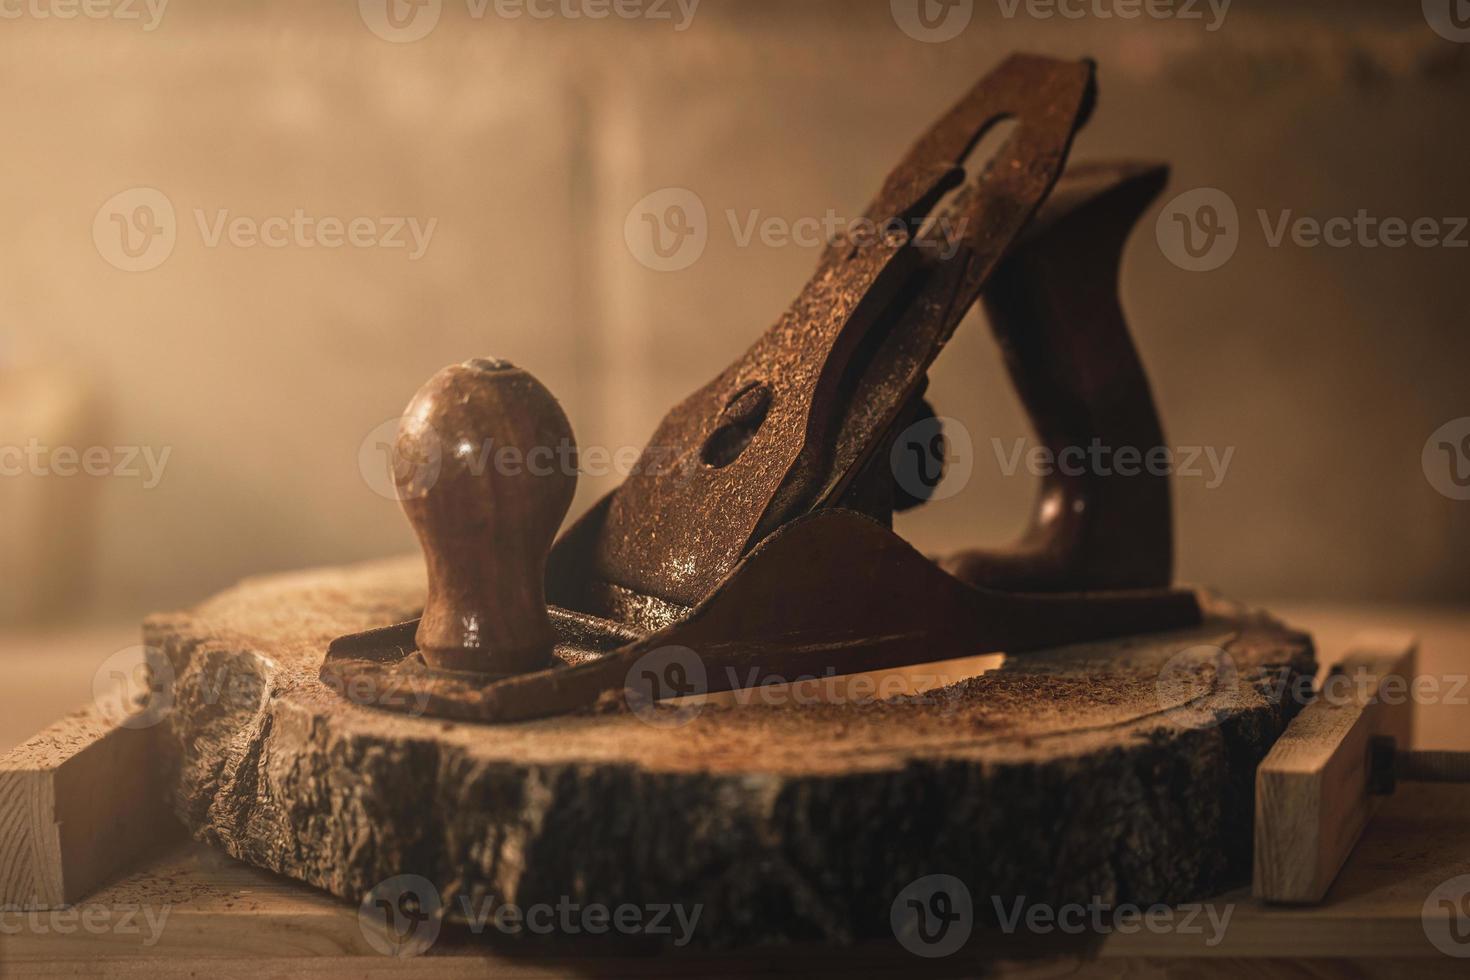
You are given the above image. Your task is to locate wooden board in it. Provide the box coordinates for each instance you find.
[140,557,1316,949]
[1253,633,1418,904]
[0,706,174,910]
[6,781,1469,975]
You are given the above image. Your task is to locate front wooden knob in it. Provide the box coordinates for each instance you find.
[396,358,576,675]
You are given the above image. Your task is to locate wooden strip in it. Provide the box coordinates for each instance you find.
[0,705,175,910]
[1253,632,1418,904]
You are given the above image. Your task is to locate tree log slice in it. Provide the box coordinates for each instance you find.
[144,557,1313,950]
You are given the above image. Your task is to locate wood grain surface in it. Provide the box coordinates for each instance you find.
[1253,633,1418,904]
[135,557,1314,949]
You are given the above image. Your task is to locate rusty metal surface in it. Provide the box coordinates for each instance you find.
[572,54,1097,615]
[326,510,1200,725]
[323,54,1205,724]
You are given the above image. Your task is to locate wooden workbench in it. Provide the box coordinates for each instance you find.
[3,604,1468,976]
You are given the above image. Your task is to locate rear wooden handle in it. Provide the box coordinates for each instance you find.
[396,358,576,675]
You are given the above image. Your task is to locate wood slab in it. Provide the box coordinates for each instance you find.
[142,557,1315,949]
[1253,633,1418,904]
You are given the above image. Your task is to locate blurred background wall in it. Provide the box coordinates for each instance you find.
[2,0,1468,630]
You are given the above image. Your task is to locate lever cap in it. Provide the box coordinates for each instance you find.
[396,358,576,675]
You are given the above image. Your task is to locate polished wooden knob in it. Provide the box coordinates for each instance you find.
[396,359,576,675]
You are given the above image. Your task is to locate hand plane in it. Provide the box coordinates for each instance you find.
[322,53,1202,724]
